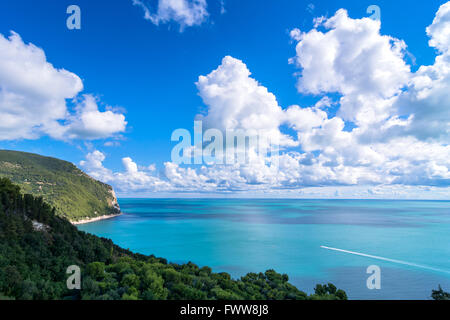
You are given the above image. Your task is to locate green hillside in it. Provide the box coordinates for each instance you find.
[0,177,348,300]
[0,150,120,222]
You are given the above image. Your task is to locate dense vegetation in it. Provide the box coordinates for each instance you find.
[432,285,450,300]
[0,178,348,300]
[0,150,119,221]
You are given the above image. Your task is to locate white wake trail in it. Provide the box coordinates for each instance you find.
[320,246,450,275]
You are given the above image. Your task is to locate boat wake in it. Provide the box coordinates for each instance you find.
[320,245,450,275]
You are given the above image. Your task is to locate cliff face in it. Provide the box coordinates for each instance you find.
[0,150,121,222]
[108,188,121,212]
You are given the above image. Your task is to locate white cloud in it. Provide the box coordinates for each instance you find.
[426,2,450,53]
[133,0,209,30]
[80,151,172,193]
[65,95,127,140]
[290,9,411,127]
[104,141,122,147]
[196,55,298,148]
[285,5,449,188]
[81,148,450,198]
[392,2,450,142]
[0,31,127,141]
[81,4,450,198]
[79,150,113,181]
[0,32,82,140]
[289,28,302,41]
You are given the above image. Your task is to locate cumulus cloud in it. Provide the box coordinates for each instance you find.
[82,4,450,198]
[0,31,127,141]
[284,4,450,188]
[196,56,298,148]
[81,147,449,198]
[80,151,171,193]
[79,150,113,181]
[426,2,450,53]
[393,2,450,141]
[0,32,82,140]
[290,9,411,126]
[65,95,127,140]
[133,0,209,30]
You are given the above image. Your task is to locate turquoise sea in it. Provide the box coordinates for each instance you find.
[78,199,450,300]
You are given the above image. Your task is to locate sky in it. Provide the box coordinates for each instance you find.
[0,0,449,199]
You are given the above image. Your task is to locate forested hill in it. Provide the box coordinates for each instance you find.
[0,177,349,300]
[0,150,119,222]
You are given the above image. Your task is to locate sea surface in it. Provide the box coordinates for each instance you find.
[78,199,450,300]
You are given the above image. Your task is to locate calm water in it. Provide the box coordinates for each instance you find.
[78,199,450,300]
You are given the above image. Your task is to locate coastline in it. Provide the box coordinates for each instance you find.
[71,212,123,225]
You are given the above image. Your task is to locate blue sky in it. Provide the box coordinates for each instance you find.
[0,0,449,198]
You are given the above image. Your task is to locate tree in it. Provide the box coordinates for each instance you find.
[0,178,348,301]
[432,285,450,300]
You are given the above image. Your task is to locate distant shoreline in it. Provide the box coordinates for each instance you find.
[71,212,123,225]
